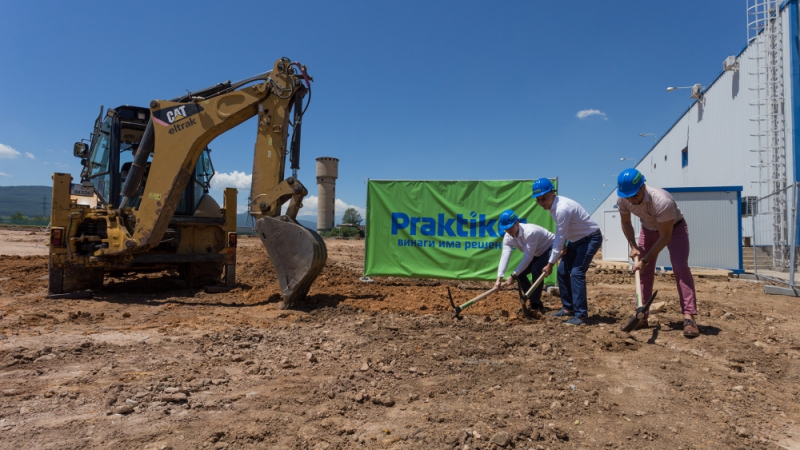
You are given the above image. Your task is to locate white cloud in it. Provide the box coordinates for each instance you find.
[297,195,318,216]
[335,199,366,218]
[0,172,10,177]
[0,143,21,159]
[25,152,35,160]
[212,171,252,189]
[210,176,366,223]
[576,109,608,120]
[294,195,366,221]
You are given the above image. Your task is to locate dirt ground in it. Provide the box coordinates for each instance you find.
[0,227,49,257]
[1,229,800,449]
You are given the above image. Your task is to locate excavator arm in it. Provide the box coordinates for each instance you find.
[109,57,326,306]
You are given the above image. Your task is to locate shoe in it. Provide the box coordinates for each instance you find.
[530,301,545,312]
[621,316,649,331]
[683,319,700,338]
[564,316,587,326]
[550,309,574,318]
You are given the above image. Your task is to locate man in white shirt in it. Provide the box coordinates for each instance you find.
[531,178,602,326]
[494,209,555,311]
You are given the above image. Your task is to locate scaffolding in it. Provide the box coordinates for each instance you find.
[748,0,789,269]
[245,196,255,229]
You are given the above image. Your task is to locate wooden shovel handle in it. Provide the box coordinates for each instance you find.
[524,255,561,299]
[458,287,499,311]
[634,256,643,308]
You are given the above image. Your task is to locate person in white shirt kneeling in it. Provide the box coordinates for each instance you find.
[494,209,555,312]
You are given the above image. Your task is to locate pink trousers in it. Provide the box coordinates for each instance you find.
[638,220,698,315]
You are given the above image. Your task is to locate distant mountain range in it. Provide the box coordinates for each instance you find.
[0,186,335,230]
[0,186,325,228]
[236,212,317,230]
[0,186,52,217]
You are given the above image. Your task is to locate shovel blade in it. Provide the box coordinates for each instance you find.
[256,216,328,309]
[621,290,659,332]
[447,287,462,319]
[516,282,533,318]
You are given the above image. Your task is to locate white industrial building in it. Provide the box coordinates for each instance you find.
[592,0,800,277]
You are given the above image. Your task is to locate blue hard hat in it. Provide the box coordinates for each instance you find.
[531,178,555,198]
[498,209,519,232]
[617,168,646,198]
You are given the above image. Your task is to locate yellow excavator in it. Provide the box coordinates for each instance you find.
[48,57,327,308]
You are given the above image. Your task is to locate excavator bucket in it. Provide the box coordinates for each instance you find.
[256,216,327,309]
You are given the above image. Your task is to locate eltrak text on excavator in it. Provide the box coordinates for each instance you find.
[47,57,327,308]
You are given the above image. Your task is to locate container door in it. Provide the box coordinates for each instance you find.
[603,210,628,261]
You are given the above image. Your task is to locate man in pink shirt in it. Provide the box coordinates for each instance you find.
[616,168,700,338]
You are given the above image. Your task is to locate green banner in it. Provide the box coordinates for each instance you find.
[365,180,557,283]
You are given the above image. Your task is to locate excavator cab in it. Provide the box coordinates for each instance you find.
[80,106,216,216]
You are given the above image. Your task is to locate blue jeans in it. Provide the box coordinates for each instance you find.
[518,249,551,307]
[557,231,602,319]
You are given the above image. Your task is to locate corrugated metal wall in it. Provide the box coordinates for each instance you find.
[590,3,796,267]
[652,189,742,272]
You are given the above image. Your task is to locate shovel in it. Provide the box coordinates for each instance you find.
[447,287,498,319]
[516,267,549,318]
[620,256,659,332]
[516,282,534,318]
[517,255,562,315]
[447,254,560,320]
[621,290,659,332]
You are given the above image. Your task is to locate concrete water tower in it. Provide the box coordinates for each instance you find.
[316,157,339,231]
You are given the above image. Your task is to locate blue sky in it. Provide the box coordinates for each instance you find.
[0,1,746,221]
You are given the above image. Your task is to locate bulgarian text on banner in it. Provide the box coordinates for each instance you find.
[364,179,557,282]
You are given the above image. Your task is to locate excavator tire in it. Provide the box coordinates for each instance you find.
[48,264,104,294]
[180,262,224,289]
[256,216,327,309]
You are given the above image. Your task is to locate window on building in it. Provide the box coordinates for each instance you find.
[681,147,688,167]
[741,196,758,216]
